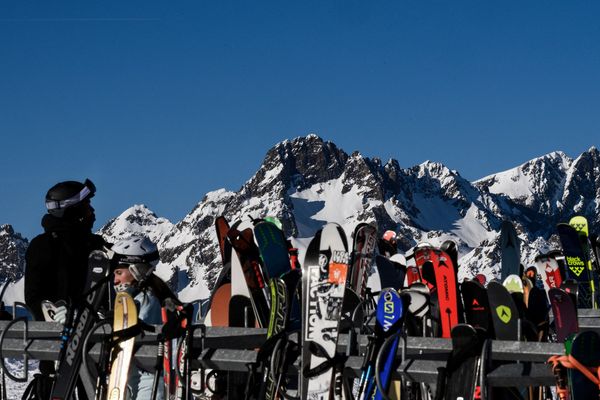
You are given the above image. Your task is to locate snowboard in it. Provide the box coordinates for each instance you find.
[254,219,292,279]
[534,253,563,296]
[300,223,350,400]
[372,289,407,400]
[548,288,578,343]
[442,324,485,400]
[557,223,595,308]
[569,331,600,399]
[487,281,519,340]
[461,279,492,334]
[349,222,378,300]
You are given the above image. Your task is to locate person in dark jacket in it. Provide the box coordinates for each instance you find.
[25,179,108,320]
[23,179,109,399]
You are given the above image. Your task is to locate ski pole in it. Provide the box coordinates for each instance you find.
[151,340,164,400]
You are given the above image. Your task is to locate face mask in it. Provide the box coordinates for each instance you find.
[115,283,135,294]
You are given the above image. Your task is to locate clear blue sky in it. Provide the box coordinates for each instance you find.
[1,1,598,239]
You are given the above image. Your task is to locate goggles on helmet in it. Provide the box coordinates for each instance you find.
[112,250,160,266]
[45,179,96,211]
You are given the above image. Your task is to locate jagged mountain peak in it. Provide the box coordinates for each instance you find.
[561,146,600,222]
[476,150,571,184]
[474,150,574,214]
[259,134,349,191]
[99,204,174,244]
[0,224,27,282]
[412,160,463,182]
[0,225,17,238]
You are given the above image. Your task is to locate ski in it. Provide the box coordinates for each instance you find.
[228,225,271,327]
[106,291,138,400]
[50,249,111,400]
[433,250,459,338]
[500,220,521,281]
[204,215,233,325]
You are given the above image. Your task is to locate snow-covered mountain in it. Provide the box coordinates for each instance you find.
[3,135,599,303]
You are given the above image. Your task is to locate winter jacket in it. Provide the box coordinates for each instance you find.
[25,214,108,321]
[120,286,163,400]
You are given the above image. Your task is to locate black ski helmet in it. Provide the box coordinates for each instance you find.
[45,179,96,218]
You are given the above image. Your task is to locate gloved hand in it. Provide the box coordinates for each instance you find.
[53,305,68,325]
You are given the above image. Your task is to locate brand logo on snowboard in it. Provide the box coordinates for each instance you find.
[328,263,347,285]
[567,256,585,277]
[304,266,321,341]
[471,298,484,311]
[496,305,512,324]
[382,290,397,331]
[318,254,329,269]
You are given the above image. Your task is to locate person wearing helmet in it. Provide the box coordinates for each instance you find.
[378,229,398,258]
[25,179,106,319]
[24,179,108,399]
[111,236,164,400]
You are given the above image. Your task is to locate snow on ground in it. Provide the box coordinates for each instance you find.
[4,359,38,399]
[2,278,24,308]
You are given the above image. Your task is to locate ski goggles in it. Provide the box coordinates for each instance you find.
[45,178,96,211]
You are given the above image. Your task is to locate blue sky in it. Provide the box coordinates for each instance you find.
[1,1,599,239]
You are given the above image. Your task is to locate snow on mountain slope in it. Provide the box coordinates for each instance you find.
[3,136,600,303]
[99,204,174,243]
[476,151,571,204]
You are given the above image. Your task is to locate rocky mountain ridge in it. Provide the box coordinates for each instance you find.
[2,135,598,302]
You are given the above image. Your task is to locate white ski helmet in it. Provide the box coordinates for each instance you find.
[111,236,159,282]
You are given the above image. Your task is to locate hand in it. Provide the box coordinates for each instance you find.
[53,305,68,325]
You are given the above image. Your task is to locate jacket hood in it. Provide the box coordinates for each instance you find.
[41,213,91,234]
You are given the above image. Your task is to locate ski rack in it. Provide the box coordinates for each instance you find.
[2,315,600,390]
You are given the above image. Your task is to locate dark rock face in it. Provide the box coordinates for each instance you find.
[0,225,27,283]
